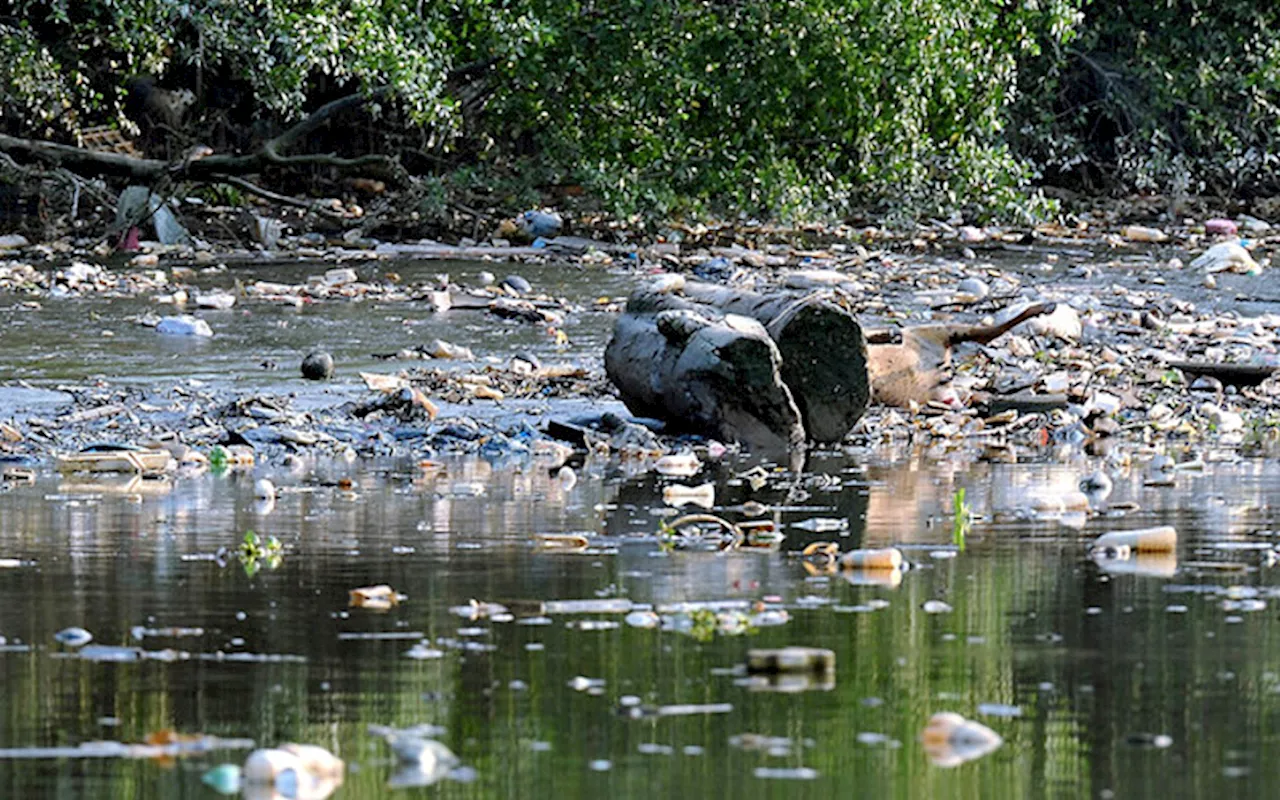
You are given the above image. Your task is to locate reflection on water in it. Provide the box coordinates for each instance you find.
[2,451,1280,797]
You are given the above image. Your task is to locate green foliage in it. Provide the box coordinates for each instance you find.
[489,0,1080,220]
[1013,1,1280,197]
[239,530,283,577]
[952,487,971,551]
[3,0,1278,221]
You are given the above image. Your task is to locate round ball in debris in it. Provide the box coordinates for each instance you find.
[301,351,335,381]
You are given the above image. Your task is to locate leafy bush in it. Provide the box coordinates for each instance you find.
[487,0,1081,220]
[1013,1,1280,198]
[5,0,1277,223]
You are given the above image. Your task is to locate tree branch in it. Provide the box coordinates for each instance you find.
[0,87,399,184]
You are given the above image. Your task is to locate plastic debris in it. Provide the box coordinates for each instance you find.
[840,548,904,570]
[662,482,715,509]
[1121,224,1168,243]
[922,712,1003,767]
[243,743,344,800]
[54,627,93,647]
[746,647,835,676]
[1091,526,1178,555]
[1191,241,1261,274]
[654,452,702,477]
[349,585,405,610]
[201,764,243,795]
[156,315,213,337]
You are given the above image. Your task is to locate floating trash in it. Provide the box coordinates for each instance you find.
[54,627,93,647]
[349,584,405,610]
[201,763,243,795]
[404,644,446,660]
[841,547,904,570]
[1125,733,1174,749]
[922,600,953,614]
[754,767,819,780]
[0,735,255,761]
[534,533,591,551]
[654,452,702,477]
[922,712,1003,767]
[662,482,715,509]
[1092,526,1178,555]
[746,647,835,677]
[243,743,344,800]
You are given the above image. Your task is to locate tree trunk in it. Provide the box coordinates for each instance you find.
[677,282,869,443]
[604,288,805,455]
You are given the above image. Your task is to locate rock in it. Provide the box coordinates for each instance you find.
[1205,218,1238,236]
[54,626,93,647]
[516,209,563,238]
[1190,242,1261,274]
[301,352,335,381]
[0,234,29,250]
[156,315,213,337]
[958,225,986,243]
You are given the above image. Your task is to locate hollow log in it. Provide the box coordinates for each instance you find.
[604,290,805,454]
[677,283,869,442]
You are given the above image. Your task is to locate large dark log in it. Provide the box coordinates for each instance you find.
[604,288,805,454]
[677,283,869,443]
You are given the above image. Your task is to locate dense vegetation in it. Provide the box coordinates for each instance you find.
[1,0,1277,223]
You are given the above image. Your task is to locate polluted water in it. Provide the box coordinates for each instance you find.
[0,251,1279,798]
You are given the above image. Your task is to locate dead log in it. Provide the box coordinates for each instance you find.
[867,302,1056,407]
[677,283,869,443]
[604,289,805,454]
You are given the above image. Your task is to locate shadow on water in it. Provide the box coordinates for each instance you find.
[1,450,1280,796]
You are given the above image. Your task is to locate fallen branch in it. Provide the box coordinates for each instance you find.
[0,87,401,185]
[212,174,346,221]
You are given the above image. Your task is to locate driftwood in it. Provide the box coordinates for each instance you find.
[1169,361,1277,388]
[604,287,805,454]
[866,302,1056,407]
